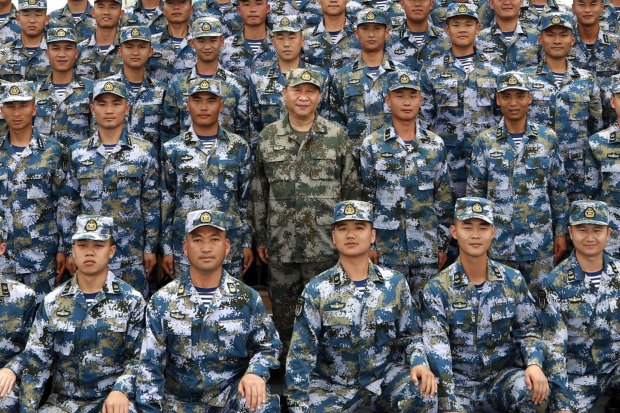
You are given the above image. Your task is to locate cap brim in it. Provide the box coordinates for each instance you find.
[498,86,530,93]
[389,85,421,92]
[94,91,125,99]
[286,80,322,89]
[458,214,493,225]
[2,96,34,103]
[192,33,223,38]
[272,28,302,33]
[570,219,609,226]
[186,223,227,234]
[332,217,373,225]
[72,233,110,241]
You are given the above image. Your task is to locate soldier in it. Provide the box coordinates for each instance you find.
[302,0,361,79]
[104,25,166,154]
[347,0,407,29]
[269,0,323,27]
[586,75,620,260]
[0,82,67,303]
[4,214,145,413]
[61,80,160,297]
[161,17,249,146]
[192,0,242,38]
[136,209,282,412]
[0,218,37,413]
[125,0,167,35]
[0,0,21,45]
[467,71,569,294]
[420,2,502,199]
[0,0,49,83]
[249,15,328,148]
[600,0,620,34]
[477,0,563,29]
[522,12,602,201]
[476,0,540,70]
[386,0,449,71]
[251,68,360,349]
[75,0,124,81]
[35,27,94,149]
[220,0,277,82]
[161,78,252,280]
[542,200,620,413]
[360,69,452,300]
[422,197,552,413]
[285,200,437,412]
[148,0,195,84]
[48,0,96,44]
[330,8,406,151]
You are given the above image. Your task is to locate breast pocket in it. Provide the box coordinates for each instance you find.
[49,319,76,357]
[417,167,437,203]
[488,159,511,193]
[117,167,142,197]
[568,94,590,121]
[374,308,398,346]
[164,316,192,358]
[490,301,516,340]
[447,308,475,346]
[322,310,353,348]
[218,318,249,359]
[601,163,620,192]
[77,170,102,200]
[217,158,239,191]
[264,153,293,200]
[435,81,459,108]
[96,317,127,360]
[26,173,50,200]
[477,78,496,108]
[66,103,91,127]
[525,156,550,188]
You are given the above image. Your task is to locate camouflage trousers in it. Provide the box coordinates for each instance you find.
[0,386,18,412]
[389,264,438,306]
[455,367,540,413]
[162,390,280,412]
[3,267,55,304]
[568,367,620,413]
[305,362,437,413]
[496,256,554,296]
[268,260,335,343]
[38,393,138,413]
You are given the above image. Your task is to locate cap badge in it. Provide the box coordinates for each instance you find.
[584,207,596,219]
[458,4,468,13]
[201,22,211,31]
[399,74,410,84]
[472,202,483,213]
[8,86,19,95]
[301,71,312,81]
[57,29,66,37]
[103,82,114,91]
[281,17,290,26]
[507,75,518,85]
[200,80,210,89]
[85,219,98,231]
[344,204,356,215]
[200,212,212,223]
[131,27,140,37]
[366,11,375,20]
[551,15,561,24]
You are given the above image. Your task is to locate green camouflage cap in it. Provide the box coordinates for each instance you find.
[19,0,46,10]
[496,71,530,92]
[2,82,34,103]
[611,74,620,94]
[455,197,494,224]
[569,200,610,226]
[539,12,573,31]
[333,200,374,224]
[388,69,421,92]
[120,26,152,43]
[356,8,390,26]
[191,17,223,38]
[272,15,304,32]
[185,210,228,233]
[285,68,323,89]
[188,78,222,97]
[72,215,114,241]
[446,3,479,20]
[47,27,77,44]
[93,80,127,99]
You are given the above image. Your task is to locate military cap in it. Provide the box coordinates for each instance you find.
[95,0,121,4]
[356,8,390,26]
[93,80,127,99]
[496,71,530,93]
[569,200,609,226]
[191,17,223,38]
[272,15,304,32]
[72,215,114,241]
[611,74,620,94]
[47,27,77,44]
[285,68,323,89]
[333,200,374,224]
[388,69,421,92]
[2,82,34,103]
[455,197,494,224]
[446,3,479,20]
[185,210,228,233]
[120,26,152,43]
[18,0,46,10]
[188,78,222,97]
[538,12,573,31]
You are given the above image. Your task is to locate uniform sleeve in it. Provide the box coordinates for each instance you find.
[328,76,347,128]
[135,298,168,413]
[359,136,377,203]
[58,152,81,254]
[237,142,253,249]
[284,288,322,412]
[588,79,604,136]
[251,142,269,248]
[548,136,569,237]
[398,279,427,368]
[245,294,282,380]
[141,145,161,254]
[233,77,251,145]
[160,145,176,256]
[419,68,435,131]
[421,284,460,412]
[52,144,70,254]
[434,145,453,252]
[161,86,181,145]
[583,137,601,199]
[340,136,361,200]
[2,288,37,375]
[112,296,147,397]
[466,134,489,198]
[512,273,545,369]
[248,75,263,153]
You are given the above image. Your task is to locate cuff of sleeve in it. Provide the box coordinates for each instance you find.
[5,357,23,377]
[112,375,135,399]
[245,365,270,382]
[409,354,428,369]
[162,245,173,256]
[554,224,567,238]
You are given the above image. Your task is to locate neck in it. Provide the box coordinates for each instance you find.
[278,56,301,74]
[503,117,527,134]
[190,266,222,288]
[340,255,370,281]
[243,24,267,40]
[168,22,188,38]
[76,271,107,294]
[460,254,488,285]
[392,118,417,141]
[67,0,87,13]
[9,127,33,146]
[545,55,568,72]
[362,49,384,67]
[51,69,74,84]
[95,27,117,45]
[530,0,547,5]
[196,59,219,75]
[98,127,123,145]
[496,18,518,32]
[141,0,160,8]
[451,44,475,57]
[0,3,12,14]
[323,14,346,31]
[613,0,620,7]
[21,33,43,48]
[407,18,428,33]
[288,113,315,132]
[576,251,604,273]
[193,124,219,136]
[578,23,600,43]
[123,66,145,83]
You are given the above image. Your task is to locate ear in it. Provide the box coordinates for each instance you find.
[109,244,117,258]
[449,224,457,240]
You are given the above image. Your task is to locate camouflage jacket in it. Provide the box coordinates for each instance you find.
[48,3,96,44]
[220,30,277,82]
[124,0,167,35]
[149,28,196,84]
[192,0,242,38]
[76,33,123,81]
[0,277,36,369]
[476,22,541,71]
[0,38,49,83]
[0,6,21,45]
[268,0,323,28]
[386,24,450,72]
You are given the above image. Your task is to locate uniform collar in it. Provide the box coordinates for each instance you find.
[330,260,386,288]
[383,122,429,145]
[566,250,616,283]
[0,129,45,150]
[185,124,229,143]
[494,118,539,141]
[176,268,238,297]
[133,0,163,11]
[352,54,397,71]
[88,128,133,149]
[39,71,86,91]
[276,114,328,136]
[60,270,122,296]
[452,257,504,287]
[188,65,228,81]
[59,2,92,17]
